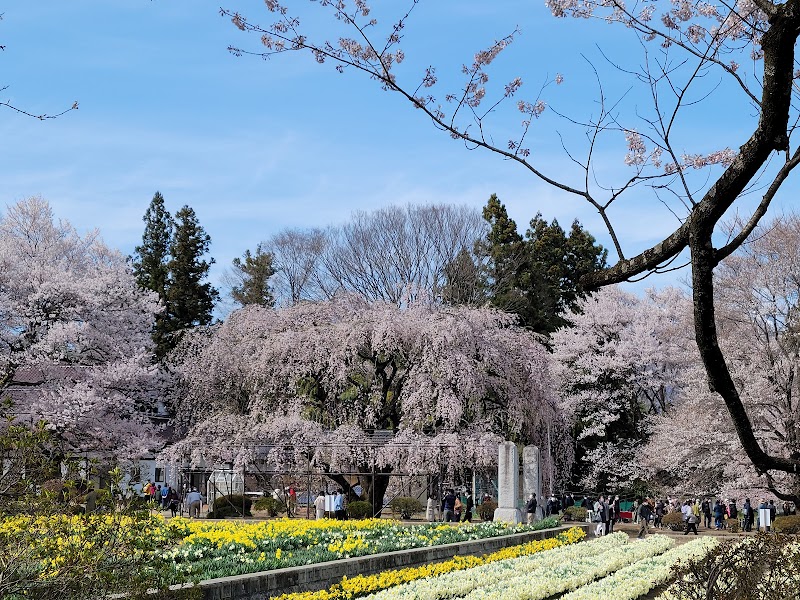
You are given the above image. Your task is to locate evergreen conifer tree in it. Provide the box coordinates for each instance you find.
[131,191,172,298]
[165,206,218,342]
[480,195,607,334]
[131,192,173,356]
[229,243,276,307]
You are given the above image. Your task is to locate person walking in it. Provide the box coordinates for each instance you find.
[426,496,437,522]
[592,497,604,536]
[314,492,326,519]
[742,498,753,531]
[607,498,616,534]
[654,499,665,529]
[441,489,456,523]
[683,500,699,535]
[167,487,181,517]
[462,491,474,522]
[185,487,202,518]
[637,498,653,538]
[334,490,346,520]
[526,494,538,525]
[702,498,712,528]
[713,500,725,530]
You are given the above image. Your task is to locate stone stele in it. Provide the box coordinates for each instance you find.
[493,441,523,523]
[522,445,543,520]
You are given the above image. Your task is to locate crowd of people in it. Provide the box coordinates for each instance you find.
[620,496,796,538]
[141,480,203,518]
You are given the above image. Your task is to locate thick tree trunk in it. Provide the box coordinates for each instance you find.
[324,467,393,517]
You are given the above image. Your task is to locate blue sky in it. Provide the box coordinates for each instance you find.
[1,0,791,304]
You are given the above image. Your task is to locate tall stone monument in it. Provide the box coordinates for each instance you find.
[493,441,523,523]
[522,445,543,520]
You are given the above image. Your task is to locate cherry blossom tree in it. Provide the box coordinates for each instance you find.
[218,0,800,501]
[0,197,167,460]
[168,296,564,508]
[552,286,695,491]
[645,215,800,499]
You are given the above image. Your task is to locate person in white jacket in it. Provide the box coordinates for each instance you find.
[314,492,326,519]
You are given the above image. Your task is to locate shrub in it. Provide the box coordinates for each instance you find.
[773,514,800,533]
[346,501,373,519]
[478,500,497,521]
[562,506,587,521]
[253,496,283,517]
[389,496,424,519]
[661,511,684,531]
[669,533,800,599]
[207,494,252,518]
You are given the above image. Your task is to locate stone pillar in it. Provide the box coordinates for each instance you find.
[493,441,523,523]
[523,446,543,520]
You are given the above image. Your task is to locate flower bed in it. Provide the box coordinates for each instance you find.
[270,527,586,600]
[561,537,719,600]
[356,533,673,600]
[164,516,562,581]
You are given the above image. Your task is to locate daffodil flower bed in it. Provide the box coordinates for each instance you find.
[356,533,673,600]
[163,516,562,581]
[562,536,719,600]
[270,526,586,600]
[0,512,181,575]
[0,512,183,598]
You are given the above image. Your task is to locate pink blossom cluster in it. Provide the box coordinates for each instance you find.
[0,198,168,459]
[169,296,562,481]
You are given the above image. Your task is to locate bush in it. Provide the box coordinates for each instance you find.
[562,506,587,521]
[346,500,373,519]
[207,494,252,518]
[669,533,800,599]
[253,496,283,517]
[773,514,800,533]
[478,500,497,521]
[661,511,684,531]
[389,496,424,519]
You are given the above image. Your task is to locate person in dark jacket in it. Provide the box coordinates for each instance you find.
[637,498,653,538]
[701,499,712,528]
[742,498,753,531]
[526,493,538,525]
[713,500,725,529]
[461,491,474,522]
[441,489,456,523]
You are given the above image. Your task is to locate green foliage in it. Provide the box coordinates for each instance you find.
[230,243,276,307]
[0,449,181,600]
[346,501,373,519]
[132,194,219,358]
[132,191,172,299]
[253,496,283,517]
[131,191,174,357]
[166,205,219,335]
[0,408,58,511]
[389,496,424,519]
[668,533,800,599]
[773,514,800,533]
[480,194,607,335]
[207,494,253,519]
[531,516,560,529]
[562,506,587,521]
[478,500,497,521]
[661,511,684,530]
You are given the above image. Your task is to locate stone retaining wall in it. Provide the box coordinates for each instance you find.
[189,524,590,600]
